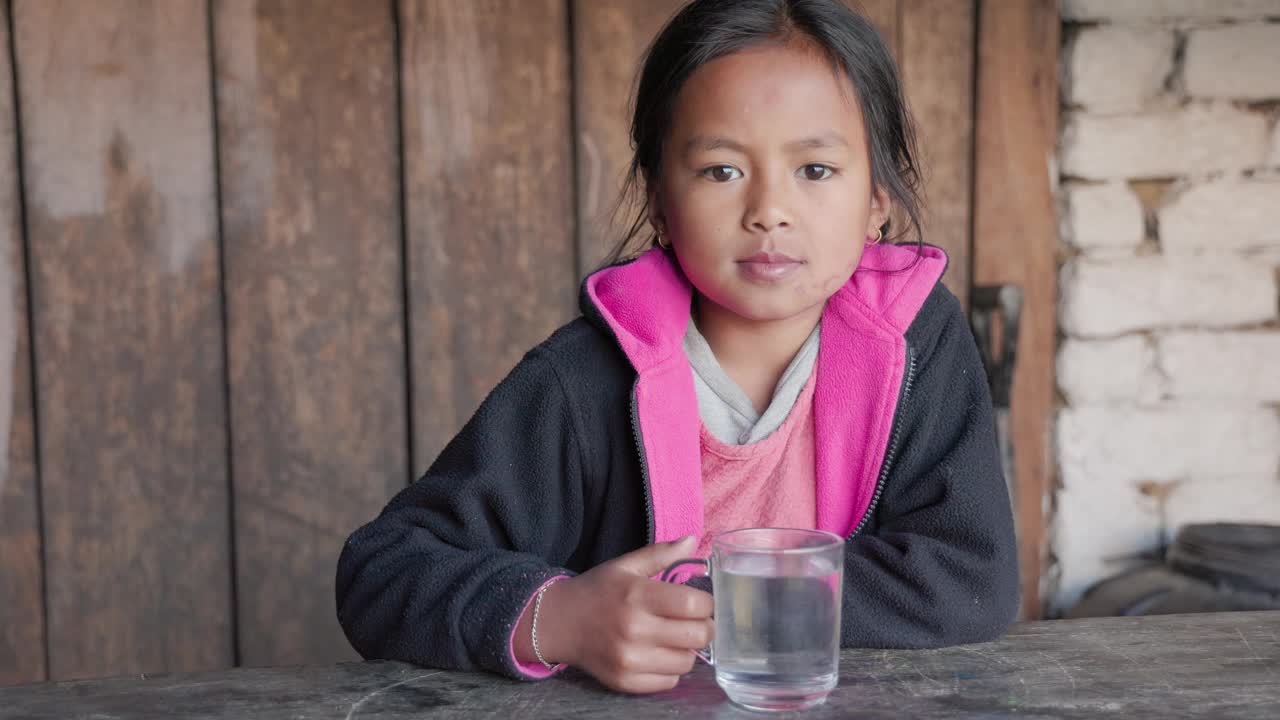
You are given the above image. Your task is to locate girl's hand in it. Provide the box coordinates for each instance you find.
[536,536,714,693]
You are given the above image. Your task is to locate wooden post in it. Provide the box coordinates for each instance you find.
[972,0,1061,619]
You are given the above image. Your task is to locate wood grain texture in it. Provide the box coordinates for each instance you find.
[900,0,974,308]
[0,0,45,686]
[850,0,900,60]
[8,612,1280,718]
[401,0,577,474]
[572,0,686,274]
[213,0,407,667]
[848,1,976,307]
[973,0,1059,619]
[14,0,233,679]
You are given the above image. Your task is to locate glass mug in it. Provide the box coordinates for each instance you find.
[660,528,844,712]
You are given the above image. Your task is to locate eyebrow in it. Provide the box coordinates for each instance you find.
[683,132,849,155]
[785,133,849,150]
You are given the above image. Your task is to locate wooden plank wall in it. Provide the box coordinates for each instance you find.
[0,0,44,686]
[213,0,408,667]
[573,0,686,272]
[855,0,974,309]
[0,0,1055,684]
[17,0,234,680]
[400,0,577,476]
[973,0,1059,620]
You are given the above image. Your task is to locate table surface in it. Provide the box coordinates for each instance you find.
[4,610,1278,719]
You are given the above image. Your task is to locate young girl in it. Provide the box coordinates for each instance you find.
[337,0,1017,695]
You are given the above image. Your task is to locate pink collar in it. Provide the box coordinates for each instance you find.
[584,244,946,540]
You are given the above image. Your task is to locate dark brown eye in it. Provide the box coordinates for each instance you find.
[802,164,834,181]
[703,165,742,182]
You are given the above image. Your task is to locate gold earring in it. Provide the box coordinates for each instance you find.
[656,232,670,249]
[865,227,883,246]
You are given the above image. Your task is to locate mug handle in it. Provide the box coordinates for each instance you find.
[659,558,713,665]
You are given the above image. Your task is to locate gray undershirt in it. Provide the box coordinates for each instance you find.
[682,319,821,446]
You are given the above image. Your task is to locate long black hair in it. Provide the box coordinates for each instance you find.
[604,0,924,266]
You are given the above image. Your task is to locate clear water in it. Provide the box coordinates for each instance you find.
[712,553,841,712]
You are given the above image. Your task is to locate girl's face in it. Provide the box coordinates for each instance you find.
[654,41,890,324]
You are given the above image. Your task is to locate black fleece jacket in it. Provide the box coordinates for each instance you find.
[336,262,1019,680]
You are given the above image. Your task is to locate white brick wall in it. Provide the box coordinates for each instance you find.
[1054,482,1164,605]
[1158,178,1280,253]
[1057,336,1159,404]
[1058,332,1280,407]
[1184,25,1280,100]
[1059,406,1280,483]
[1054,4,1280,613]
[1165,476,1280,535]
[1067,27,1175,113]
[1063,182,1145,252]
[1058,471,1280,605]
[1060,256,1276,336]
[1061,104,1269,180]
[1271,121,1280,166]
[1063,0,1280,21]
[1158,331,1280,402]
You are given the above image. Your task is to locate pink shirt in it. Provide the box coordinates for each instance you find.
[515,368,818,679]
[695,369,818,557]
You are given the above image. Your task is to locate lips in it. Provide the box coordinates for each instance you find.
[739,251,800,264]
[736,251,804,282]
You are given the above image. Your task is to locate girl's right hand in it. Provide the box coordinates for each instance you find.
[538,536,714,694]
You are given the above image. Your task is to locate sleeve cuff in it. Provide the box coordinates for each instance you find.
[508,574,572,680]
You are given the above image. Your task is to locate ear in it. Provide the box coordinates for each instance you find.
[647,186,666,236]
[867,186,892,237]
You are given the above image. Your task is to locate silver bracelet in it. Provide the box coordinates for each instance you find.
[531,578,564,669]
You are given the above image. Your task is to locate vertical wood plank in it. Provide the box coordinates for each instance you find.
[0,0,45,686]
[401,0,576,474]
[573,0,686,274]
[852,0,900,60]
[214,0,407,666]
[14,0,233,678]
[973,0,1059,619]
[900,0,974,308]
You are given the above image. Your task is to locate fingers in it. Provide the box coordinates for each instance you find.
[606,672,684,695]
[598,646,697,692]
[610,536,697,576]
[575,538,718,696]
[647,617,715,651]
[640,580,714,620]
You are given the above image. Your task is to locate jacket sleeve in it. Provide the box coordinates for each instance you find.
[335,348,584,679]
[841,290,1020,648]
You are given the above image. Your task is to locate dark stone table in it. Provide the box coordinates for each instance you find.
[4,611,1277,719]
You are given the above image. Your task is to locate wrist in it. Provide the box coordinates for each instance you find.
[533,577,576,666]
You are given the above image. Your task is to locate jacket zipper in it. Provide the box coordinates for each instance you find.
[579,276,658,546]
[848,343,916,540]
[629,383,657,544]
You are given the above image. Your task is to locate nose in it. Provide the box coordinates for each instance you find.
[742,174,792,234]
